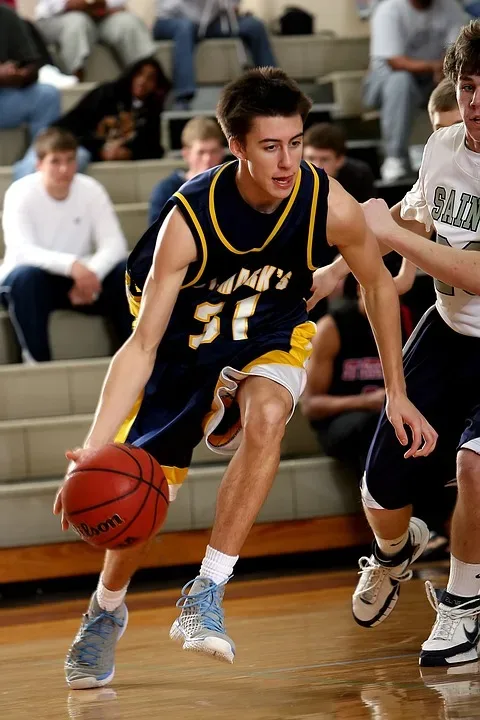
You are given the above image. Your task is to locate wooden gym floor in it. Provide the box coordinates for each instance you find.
[1,561,477,720]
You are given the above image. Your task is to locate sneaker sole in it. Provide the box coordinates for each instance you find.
[419,646,480,667]
[66,608,129,690]
[170,620,234,663]
[352,517,430,629]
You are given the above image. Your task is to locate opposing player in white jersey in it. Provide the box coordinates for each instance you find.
[311,19,480,667]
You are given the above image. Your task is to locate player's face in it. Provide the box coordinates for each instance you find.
[457,74,480,149]
[303,145,344,177]
[233,115,304,200]
[183,139,225,176]
[430,107,462,132]
[37,150,77,191]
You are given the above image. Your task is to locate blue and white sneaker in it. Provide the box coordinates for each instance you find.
[170,576,235,663]
[65,593,128,689]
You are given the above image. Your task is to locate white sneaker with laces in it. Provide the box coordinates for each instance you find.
[352,517,429,627]
[420,582,480,667]
[39,64,78,88]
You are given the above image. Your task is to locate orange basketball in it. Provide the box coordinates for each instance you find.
[62,444,169,549]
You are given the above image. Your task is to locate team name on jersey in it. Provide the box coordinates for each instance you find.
[205,265,293,295]
[432,186,480,232]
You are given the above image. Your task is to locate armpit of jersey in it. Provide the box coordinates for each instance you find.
[400,178,433,233]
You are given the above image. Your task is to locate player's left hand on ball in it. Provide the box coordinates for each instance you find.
[53,447,93,530]
[385,394,438,459]
[361,199,397,243]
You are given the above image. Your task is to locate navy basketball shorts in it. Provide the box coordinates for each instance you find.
[362,306,480,510]
[115,321,315,501]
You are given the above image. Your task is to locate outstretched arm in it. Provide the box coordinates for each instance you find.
[363,198,480,296]
[326,179,437,457]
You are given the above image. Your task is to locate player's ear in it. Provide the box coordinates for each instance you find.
[229,136,246,161]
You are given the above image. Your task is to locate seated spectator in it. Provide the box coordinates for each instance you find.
[303,123,376,203]
[0,128,131,362]
[2,0,77,87]
[301,274,387,479]
[427,76,461,131]
[149,116,225,223]
[0,4,61,181]
[364,0,466,183]
[153,0,277,109]
[19,58,171,176]
[35,0,156,80]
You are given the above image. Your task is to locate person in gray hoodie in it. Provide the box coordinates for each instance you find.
[153,0,276,108]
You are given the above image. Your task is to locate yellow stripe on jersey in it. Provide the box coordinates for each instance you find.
[174,192,208,289]
[125,270,142,320]
[241,321,316,373]
[209,162,302,254]
[305,161,320,271]
[115,391,145,443]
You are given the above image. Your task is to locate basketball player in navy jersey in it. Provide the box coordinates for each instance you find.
[53,67,436,688]
[313,21,480,668]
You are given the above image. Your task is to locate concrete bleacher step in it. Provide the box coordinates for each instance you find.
[0,456,358,548]
[0,309,116,365]
[82,35,369,85]
[0,158,183,206]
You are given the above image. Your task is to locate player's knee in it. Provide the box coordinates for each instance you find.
[243,396,289,444]
[457,449,480,492]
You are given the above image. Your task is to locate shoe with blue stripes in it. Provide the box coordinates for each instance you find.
[170,576,235,663]
[65,593,128,689]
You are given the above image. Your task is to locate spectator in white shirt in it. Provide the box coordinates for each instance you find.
[0,127,132,362]
[35,0,156,79]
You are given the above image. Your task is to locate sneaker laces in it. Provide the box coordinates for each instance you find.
[71,611,124,667]
[176,578,230,634]
[425,581,480,642]
[353,556,413,602]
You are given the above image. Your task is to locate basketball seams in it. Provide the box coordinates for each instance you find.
[63,444,169,548]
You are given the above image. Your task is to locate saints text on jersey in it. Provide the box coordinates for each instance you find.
[432,186,480,232]
[201,265,292,294]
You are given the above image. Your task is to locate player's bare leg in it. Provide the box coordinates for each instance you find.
[352,498,429,628]
[421,449,480,666]
[64,540,153,689]
[171,376,292,662]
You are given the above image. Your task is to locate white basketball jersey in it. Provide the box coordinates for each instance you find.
[401,123,480,337]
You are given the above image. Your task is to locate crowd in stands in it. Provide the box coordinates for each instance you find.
[0,0,469,554]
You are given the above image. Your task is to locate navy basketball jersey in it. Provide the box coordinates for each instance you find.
[127,159,333,365]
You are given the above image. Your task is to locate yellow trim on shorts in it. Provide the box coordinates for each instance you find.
[242,321,316,372]
[208,162,302,254]
[173,192,208,289]
[304,161,320,271]
[161,465,189,486]
[115,391,145,444]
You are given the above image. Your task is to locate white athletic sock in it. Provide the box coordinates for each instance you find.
[374,530,409,558]
[96,574,129,611]
[199,545,238,585]
[446,556,480,598]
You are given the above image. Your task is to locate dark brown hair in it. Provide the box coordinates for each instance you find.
[216,67,312,142]
[428,78,458,117]
[35,127,78,160]
[303,122,346,156]
[444,20,480,84]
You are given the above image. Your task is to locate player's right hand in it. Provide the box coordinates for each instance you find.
[307,264,344,311]
[53,447,93,530]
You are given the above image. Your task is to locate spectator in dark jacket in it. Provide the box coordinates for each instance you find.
[303,123,376,203]
[17,57,171,175]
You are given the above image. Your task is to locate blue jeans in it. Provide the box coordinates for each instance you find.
[0,83,61,177]
[153,15,277,99]
[1,263,131,362]
[13,144,92,181]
